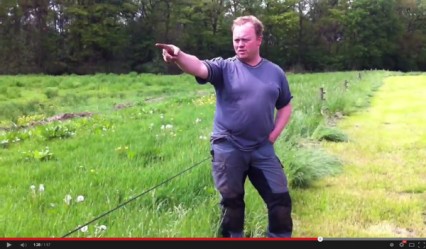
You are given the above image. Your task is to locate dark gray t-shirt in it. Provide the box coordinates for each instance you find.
[196,57,292,151]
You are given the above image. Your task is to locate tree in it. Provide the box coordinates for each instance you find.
[343,0,403,70]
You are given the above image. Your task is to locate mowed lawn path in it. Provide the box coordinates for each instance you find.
[294,75,426,237]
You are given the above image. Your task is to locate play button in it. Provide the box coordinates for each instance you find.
[6,243,12,248]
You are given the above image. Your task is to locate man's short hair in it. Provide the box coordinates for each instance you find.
[232,15,264,38]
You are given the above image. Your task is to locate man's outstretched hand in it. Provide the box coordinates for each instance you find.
[155,43,180,63]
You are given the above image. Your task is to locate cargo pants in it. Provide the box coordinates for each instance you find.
[210,138,293,238]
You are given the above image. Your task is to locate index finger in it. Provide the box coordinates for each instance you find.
[155,43,167,49]
[155,43,174,53]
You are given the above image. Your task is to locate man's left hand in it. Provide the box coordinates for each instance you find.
[269,133,278,144]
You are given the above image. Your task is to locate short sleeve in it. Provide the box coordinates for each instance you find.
[195,57,225,86]
[275,70,293,109]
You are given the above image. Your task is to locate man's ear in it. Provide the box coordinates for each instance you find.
[257,36,263,47]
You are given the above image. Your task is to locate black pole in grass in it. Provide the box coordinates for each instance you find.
[61,156,210,238]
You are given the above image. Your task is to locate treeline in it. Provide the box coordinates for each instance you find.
[0,0,425,75]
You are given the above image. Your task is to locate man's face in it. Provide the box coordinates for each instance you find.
[232,23,262,62]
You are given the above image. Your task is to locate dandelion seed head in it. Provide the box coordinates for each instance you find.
[76,195,85,203]
[38,184,45,192]
[80,225,88,233]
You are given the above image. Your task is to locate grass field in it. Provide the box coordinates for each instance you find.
[2,70,423,238]
[295,75,426,237]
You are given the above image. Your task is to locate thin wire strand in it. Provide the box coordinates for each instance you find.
[61,156,210,238]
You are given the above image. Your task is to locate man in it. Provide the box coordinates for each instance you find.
[155,15,293,238]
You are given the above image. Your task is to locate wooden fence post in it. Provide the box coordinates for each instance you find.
[320,87,326,101]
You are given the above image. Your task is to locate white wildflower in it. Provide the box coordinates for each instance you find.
[64,194,72,205]
[76,195,85,203]
[94,225,107,236]
[195,118,202,124]
[199,136,208,140]
[38,184,45,193]
[160,114,164,119]
[30,185,36,195]
[161,125,165,130]
[80,225,88,233]
[165,124,173,129]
